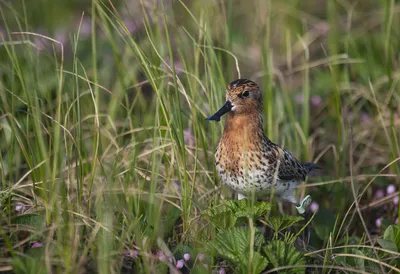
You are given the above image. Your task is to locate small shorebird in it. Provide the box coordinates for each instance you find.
[206,79,317,214]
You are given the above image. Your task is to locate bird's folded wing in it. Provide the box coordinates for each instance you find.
[275,149,307,182]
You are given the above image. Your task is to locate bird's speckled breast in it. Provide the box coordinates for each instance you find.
[215,135,299,197]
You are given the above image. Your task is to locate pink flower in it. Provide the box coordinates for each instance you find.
[375,217,383,228]
[393,196,399,205]
[310,201,319,213]
[183,253,190,261]
[31,242,43,248]
[387,184,396,195]
[395,218,398,225]
[157,251,166,261]
[15,205,24,213]
[176,259,184,269]
[375,189,385,199]
[311,95,322,107]
[219,268,226,274]
[124,249,139,259]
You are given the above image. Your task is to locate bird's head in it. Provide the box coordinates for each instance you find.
[206,79,262,122]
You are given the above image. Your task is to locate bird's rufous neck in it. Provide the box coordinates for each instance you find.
[223,111,264,138]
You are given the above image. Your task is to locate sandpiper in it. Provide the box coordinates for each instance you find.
[206,79,317,214]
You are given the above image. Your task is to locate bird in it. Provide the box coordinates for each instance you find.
[206,79,318,214]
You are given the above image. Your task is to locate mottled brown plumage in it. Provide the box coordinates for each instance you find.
[207,79,317,213]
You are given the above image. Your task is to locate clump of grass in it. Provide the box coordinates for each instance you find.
[1,0,399,273]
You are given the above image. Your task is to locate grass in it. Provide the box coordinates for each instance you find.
[1,0,400,273]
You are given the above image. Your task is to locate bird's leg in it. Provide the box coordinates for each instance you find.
[279,191,312,215]
[295,195,312,215]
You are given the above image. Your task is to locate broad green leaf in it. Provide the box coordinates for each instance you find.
[12,247,46,274]
[313,210,336,240]
[191,264,210,274]
[0,188,12,207]
[232,199,272,220]
[384,225,400,249]
[377,238,397,252]
[162,205,182,237]
[335,248,366,271]
[263,240,305,274]
[12,214,44,231]
[203,203,238,229]
[238,252,269,274]
[207,227,265,267]
[351,249,365,271]
[283,231,297,244]
[266,214,304,234]
[204,200,271,229]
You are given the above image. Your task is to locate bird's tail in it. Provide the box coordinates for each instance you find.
[301,162,322,176]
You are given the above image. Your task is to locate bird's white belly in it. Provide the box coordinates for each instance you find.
[216,165,298,200]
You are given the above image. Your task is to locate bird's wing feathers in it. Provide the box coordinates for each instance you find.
[275,148,307,182]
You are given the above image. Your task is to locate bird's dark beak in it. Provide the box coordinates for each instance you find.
[206,100,233,122]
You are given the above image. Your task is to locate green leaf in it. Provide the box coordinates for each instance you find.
[283,231,297,244]
[313,210,336,240]
[335,248,366,271]
[207,227,267,273]
[238,252,269,274]
[383,225,400,249]
[191,264,210,274]
[162,205,181,237]
[263,240,305,274]
[351,249,365,271]
[204,200,271,229]
[0,188,12,207]
[12,214,44,231]
[266,214,304,234]
[203,203,238,229]
[12,247,46,274]
[232,199,272,220]
[377,238,397,252]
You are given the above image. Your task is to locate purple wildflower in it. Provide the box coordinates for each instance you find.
[183,253,190,261]
[176,259,184,269]
[375,189,385,199]
[311,95,322,107]
[387,184,396,195]
[375,217,383,228]
[157,251,166,261]
[124,249,139,259]
[31,242,43,248]
[310,201,319,213]
[15,205,24,213]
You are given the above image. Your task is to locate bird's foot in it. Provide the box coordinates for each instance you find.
[296,195,312,215]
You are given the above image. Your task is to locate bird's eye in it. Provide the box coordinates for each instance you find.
[241,91,250,98]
